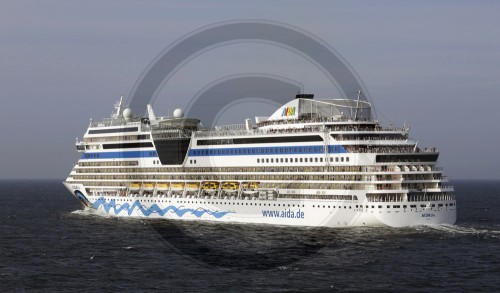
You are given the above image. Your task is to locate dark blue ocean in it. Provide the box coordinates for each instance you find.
[0,180,499,292]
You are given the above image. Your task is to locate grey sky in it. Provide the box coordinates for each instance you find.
[0,1,499,180]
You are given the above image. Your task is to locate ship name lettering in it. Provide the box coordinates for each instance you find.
[421,213,435,218]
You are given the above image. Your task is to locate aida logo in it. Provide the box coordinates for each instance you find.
[281,107,296,117]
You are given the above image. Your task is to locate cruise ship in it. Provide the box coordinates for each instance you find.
[64,93,456,227]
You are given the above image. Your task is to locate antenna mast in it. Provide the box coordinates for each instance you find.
[354,90,361,120]
[111,96,124,118]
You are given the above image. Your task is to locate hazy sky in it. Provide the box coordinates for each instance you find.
[1,0,499,180]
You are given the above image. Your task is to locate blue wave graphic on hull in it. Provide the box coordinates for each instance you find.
[91,197,234,219]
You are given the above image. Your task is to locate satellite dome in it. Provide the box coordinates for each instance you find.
[173,108,184,118]
[123,108,133,119]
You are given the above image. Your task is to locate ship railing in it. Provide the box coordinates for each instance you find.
[89,118,141,128]
[333,136,410,141]
[193,124,409,138]
[195,129,260,137]
[256,118,408,132]
[344,146,438,154]
[214,124,246,131]
[330,126,408,132]
[256,116,373,127]
[194,127,324,138]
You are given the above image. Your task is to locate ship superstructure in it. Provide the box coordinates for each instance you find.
[64,94,456,227]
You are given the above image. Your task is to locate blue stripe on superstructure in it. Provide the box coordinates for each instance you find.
[81,150,158,160]
[188,145,348,157]
[79,145,348,159]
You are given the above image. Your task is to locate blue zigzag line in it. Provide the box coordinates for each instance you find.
[92,197,234,218]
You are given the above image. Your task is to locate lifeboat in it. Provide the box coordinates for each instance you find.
[171,182,185,190]
[222,182,239,193]
[202,181,219,190]
[185,182,200,191]
[156,182,170,190]
[242,182,259,195]
[242,182,259,189]
[129,182,141,190]
[142,182,155,190]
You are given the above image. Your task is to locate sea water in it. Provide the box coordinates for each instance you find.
[0,180,499,292]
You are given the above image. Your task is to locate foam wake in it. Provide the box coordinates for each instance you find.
[71,207,112,218]
[427,224,499,237]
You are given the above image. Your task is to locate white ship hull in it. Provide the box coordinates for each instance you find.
[65,96,457,228]
[64,183,456,227]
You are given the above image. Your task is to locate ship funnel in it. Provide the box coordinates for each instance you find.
[245,118,253,130]
[147,104,157,123]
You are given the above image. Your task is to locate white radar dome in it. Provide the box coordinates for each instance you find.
[173,108,184,118]
[123,108,133,119]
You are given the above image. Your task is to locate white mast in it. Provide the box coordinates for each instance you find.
[354,90,361,121]
[147,104,157,124]
[111,96,124,118]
